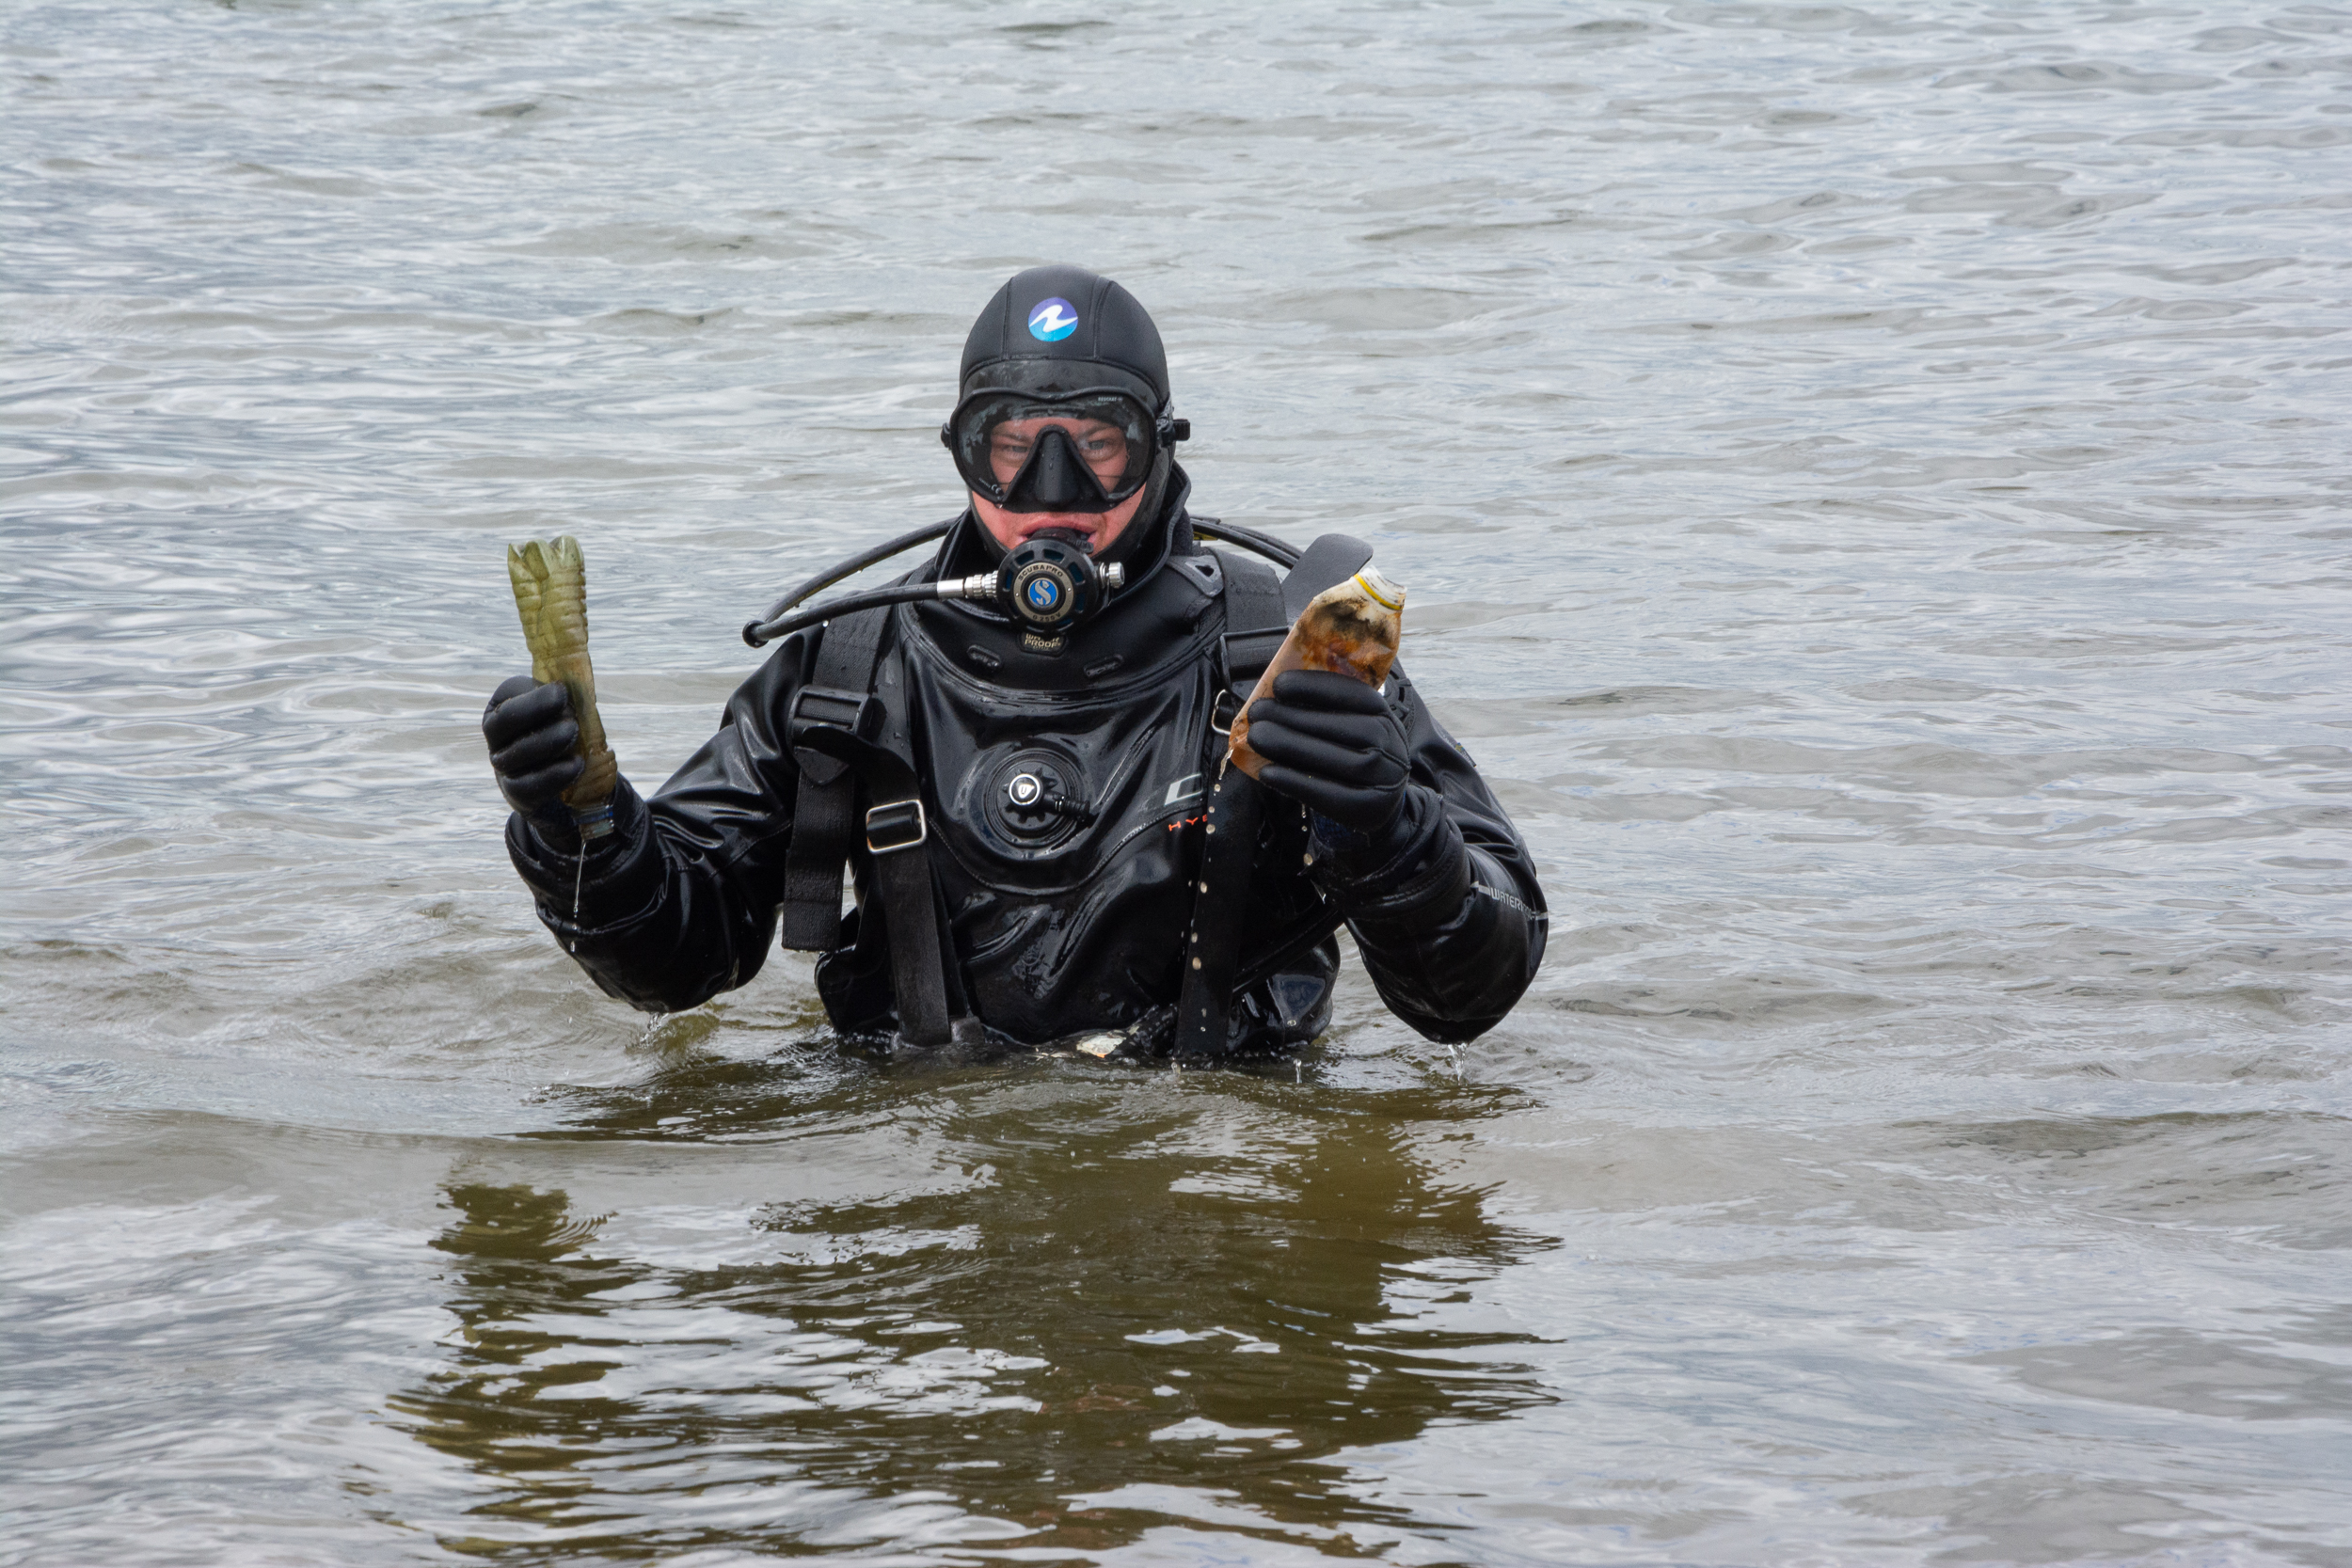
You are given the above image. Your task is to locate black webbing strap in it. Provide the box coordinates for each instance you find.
[874,648,975,1043]
[1172,553,1287,1058]
[795,716,965,1050]
[1173,532,1378,1059]
[1171,762,1265,1060]
[777,610,888,951]
[1217,553,1289,690]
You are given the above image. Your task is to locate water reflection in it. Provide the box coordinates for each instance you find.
[392,1062,1552,1558]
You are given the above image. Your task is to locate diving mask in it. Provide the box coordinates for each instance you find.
[941,388,1188,515]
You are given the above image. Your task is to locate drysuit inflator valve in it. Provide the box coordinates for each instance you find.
[742,531,1121,655]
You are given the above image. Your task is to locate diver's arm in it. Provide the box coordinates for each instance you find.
[1295,673,1548,1042]
[503,629,821,1014]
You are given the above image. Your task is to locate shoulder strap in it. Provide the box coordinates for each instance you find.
[777,609,888,951]
[1172,531,1373,1059]
[782,618,972,1049]
[1216,551,1288,693]
[1171,760,1266,1060]
[791,680,966,1048]
[1215,532,1375,694]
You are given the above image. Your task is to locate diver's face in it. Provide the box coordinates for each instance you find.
[971,414,1148,555]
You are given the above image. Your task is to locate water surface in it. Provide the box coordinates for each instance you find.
[4,1,2349,1562]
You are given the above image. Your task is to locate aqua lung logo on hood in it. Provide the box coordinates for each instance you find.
[1026,297,1079,342]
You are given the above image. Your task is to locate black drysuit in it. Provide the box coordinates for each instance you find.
[505,496,1547,1053]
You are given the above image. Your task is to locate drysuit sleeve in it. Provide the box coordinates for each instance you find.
[1303,670,1547,1042]
[502,630,822,1014]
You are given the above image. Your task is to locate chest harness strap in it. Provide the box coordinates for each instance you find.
[1171,535,1374,1060]
[778,606,886,952]
[1170,549,1286,1061]
[778,605,973,1049]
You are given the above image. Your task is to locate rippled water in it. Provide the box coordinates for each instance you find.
[6,1,2350,1562]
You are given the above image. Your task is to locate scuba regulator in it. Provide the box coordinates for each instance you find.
[958,531,1122,653]
[743,529,1121,656]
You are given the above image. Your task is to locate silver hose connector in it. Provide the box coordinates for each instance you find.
[940,573,1000,601]
[940,564,1120,600]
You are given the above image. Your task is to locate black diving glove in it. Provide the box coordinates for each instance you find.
[1244,669,1411,837]
[483,675,585,846]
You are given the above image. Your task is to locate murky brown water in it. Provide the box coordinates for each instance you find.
[5,2,2350,1562]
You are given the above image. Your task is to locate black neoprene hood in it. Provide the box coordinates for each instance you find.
[959,264,1171,411]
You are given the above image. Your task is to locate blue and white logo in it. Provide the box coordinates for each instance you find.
[1025,577,1063,611]
[1026,297,1079,342]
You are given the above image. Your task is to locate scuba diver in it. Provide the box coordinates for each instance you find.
[482,264,1546,1057]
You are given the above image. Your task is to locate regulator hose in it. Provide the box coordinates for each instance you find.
[739,517,1305,649]
[742,579,961,648]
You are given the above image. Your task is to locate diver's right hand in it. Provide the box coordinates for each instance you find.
[483,676,583,820]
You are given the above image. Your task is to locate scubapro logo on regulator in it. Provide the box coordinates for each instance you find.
[1026,298,1078,341]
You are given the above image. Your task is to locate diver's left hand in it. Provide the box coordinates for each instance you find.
[1245,669,1410,834]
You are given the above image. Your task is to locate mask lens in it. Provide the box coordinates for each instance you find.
[989,418,1132,490]
[949,390,1155,505]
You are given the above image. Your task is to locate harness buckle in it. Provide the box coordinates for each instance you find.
[1209,688,1244,736]
[865,799,928,855]
[787,685,881,744]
